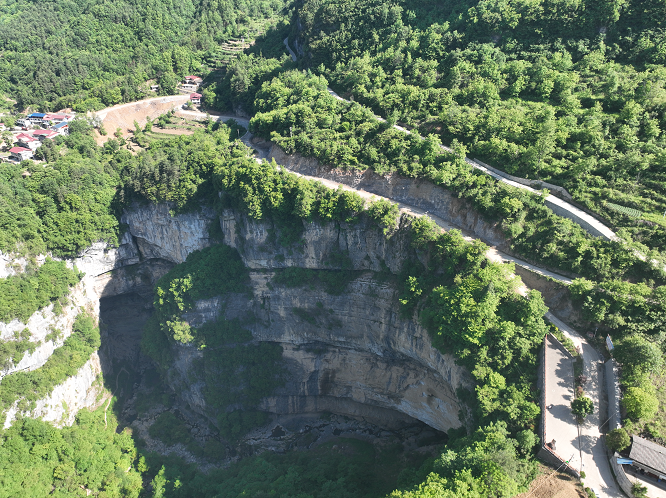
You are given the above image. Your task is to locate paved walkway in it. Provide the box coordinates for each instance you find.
[93,94,187,121]
[249,119,622,495]
[547,314,624,498]
[544,337,578,470]
[281,38,619,244]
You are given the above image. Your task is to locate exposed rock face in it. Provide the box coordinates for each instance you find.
[220,208,411,272]
[122,203,215,263]
[175,270,469,433]
[1,199,471,437]
[126,202,470,434]
[0,231,145,427]
[268,145,508,250]
[0,282,94,381]
[3,353,104,429]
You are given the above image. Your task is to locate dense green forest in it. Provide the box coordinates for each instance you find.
[0,0,287,111]
[293,0,666,250]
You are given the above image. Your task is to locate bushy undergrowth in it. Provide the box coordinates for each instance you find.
[0,259,81,324]
[249,69,663,286]
[0,406,143,497]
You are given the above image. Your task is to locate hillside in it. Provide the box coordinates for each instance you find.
[0,1,665,498]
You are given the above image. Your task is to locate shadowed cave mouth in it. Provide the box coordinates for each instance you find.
[98,291,448,462]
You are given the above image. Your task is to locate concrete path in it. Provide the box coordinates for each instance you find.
[175,109,250,129]
[243,124,620,496]
[546,313,624,498]
[284,37,297,62]
[544,337,579,472]
[94,94,188,121]
[625,466,666,498]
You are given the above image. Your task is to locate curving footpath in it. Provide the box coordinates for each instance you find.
[282,38,618,243]
[263,139,621,497]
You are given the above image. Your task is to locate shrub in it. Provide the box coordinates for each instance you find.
[572,396,594,419]
[606,428,631,452]
[623,387,659,421]
[614,335,663,375]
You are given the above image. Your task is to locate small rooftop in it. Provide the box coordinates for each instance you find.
[190,93,202,98]
[53,122,68,129]
[630,436,666,476]
[9,147,31,153]
[27,112,46,118]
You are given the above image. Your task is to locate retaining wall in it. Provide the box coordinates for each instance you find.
[472,159,573,200]
[605,359,621,431]
[471,159,616,241]
[610,452,635,497]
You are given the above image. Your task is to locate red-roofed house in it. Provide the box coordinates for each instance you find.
[17,134,41,150]
[185,75,202,84]
[9,147,33,161]
[43,114,66,123]
[190,93,202,104]
[33,130,59,140]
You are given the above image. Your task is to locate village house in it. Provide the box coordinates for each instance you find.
[181,75,203,91]
[627,435,666,482]
[185,75,202,85]
[17,112,74,129]
[9,146,33,162]
[33,129,59,141]
[150,84,160,92]
[16,133,41,150]
[190,93,202,104]
[26,112,46,126]
[52,122,69,135]
[43,113,72,125]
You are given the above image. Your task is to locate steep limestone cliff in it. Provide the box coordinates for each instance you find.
[121,203,215,264]
[0,197,472,439]
[0,232,143,427]
[122,203,472,434]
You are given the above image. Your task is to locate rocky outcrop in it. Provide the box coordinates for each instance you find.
[0,282,94,380]
[121,203,215,263]
[268,145,509,250]
[220,208,411,272]
[3,353,104,429]
[0,230,145,427]
[175,270,469,433]
[115,201,472,434]
[0,198,471,437]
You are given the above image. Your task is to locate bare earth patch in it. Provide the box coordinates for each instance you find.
[516,466,586,498]
[92,95,189,145]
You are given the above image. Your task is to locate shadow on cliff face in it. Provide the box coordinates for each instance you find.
[98,291,160,428]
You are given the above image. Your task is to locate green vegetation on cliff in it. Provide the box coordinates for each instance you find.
[140,244,286,441]
[294,0,666,251]
[0,406,143,498]
[0,313,100,414]
[0,259,81,324]
[248,69,664,286]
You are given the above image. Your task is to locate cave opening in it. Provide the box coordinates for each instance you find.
[96,286,448,467]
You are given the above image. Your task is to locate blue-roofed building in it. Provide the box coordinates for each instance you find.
[27,112,47,125]
[52,121,69,135]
